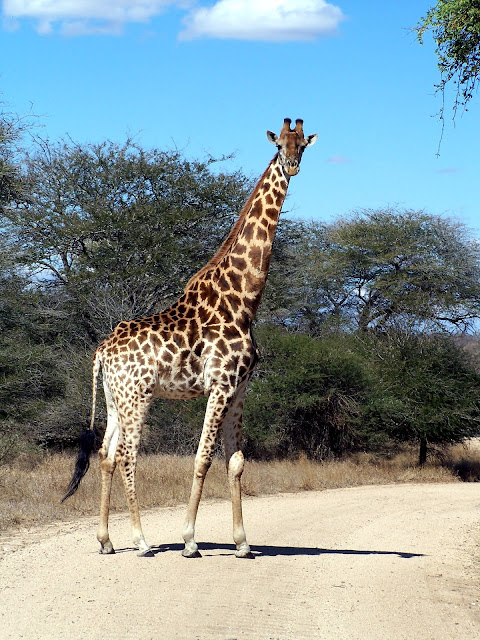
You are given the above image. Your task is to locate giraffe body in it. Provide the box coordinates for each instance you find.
[64,118,317,558]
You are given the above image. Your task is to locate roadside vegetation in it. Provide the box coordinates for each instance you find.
[2,444,478,533]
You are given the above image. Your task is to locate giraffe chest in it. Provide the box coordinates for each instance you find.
[153,334,256,399]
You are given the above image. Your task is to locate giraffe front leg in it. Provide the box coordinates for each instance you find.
[182,385,228,558]
[226,450,253,558]
[223,382,253,559]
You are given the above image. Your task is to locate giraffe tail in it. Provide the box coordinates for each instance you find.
[61,349,102,503]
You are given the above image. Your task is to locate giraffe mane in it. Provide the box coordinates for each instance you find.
[184,157,277,291]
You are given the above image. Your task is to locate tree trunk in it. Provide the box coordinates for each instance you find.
[419,438,427,466]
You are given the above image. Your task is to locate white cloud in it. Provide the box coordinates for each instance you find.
[3,0,180,35]
[180,0,344,42]
[3,0,345,40]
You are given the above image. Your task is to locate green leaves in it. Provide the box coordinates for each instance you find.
[360,331,480,448]
[244,328,367,459]
[417,0,480,119]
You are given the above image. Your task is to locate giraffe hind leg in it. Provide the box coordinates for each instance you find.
[116,443,154,557]
[97,379,118,555]
[116,396,154,557]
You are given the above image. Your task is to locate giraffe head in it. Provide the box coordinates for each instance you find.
[266,118,317,177]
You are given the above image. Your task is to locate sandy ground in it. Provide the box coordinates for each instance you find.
[1,483,480,640]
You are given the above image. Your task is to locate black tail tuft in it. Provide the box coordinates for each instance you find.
[61,430,96,503]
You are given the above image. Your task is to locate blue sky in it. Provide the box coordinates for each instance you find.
[1,1,479,235]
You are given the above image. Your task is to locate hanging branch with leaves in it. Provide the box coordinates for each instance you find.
[417,0,480,123]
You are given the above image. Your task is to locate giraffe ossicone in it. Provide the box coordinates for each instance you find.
[63,118,317,558]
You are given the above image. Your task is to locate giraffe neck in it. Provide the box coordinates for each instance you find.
[186,155,290,322]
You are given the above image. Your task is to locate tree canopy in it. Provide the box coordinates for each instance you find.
[3,137,252,343]
[280,209,480,334]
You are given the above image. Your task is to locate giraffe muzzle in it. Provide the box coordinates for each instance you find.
[286,165,300,176]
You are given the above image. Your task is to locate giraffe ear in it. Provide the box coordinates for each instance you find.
[266,131,278,145]
[305,134,318,147]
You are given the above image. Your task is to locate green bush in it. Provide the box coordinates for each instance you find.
[243,327,369,459]
[359,331,480,456]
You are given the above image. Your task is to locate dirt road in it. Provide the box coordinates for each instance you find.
[1,483,480,639]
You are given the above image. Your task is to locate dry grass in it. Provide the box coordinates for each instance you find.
[442,441,480,482]
[0,445,476,534]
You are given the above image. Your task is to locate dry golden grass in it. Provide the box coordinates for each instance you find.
[442,441,480,481]
[0,445,474,534]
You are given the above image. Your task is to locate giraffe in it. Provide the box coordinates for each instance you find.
[63,118,317,558]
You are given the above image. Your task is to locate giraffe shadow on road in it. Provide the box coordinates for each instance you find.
[144,542,424,559]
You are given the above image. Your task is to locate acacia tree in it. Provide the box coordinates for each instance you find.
[0,234,68,457]
[290,209,480,334]
[417,0,480,121]
[242,326,480,462]
[4,137,252,343]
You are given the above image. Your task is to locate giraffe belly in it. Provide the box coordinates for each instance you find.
[153,350,206,400]
[153,383,205,400]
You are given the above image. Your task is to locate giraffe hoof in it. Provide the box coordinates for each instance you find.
[99,545,115,555]
[182,548,202,558]
[235,544,254,559]
[235,551,255,559]
[137,548,154,557]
